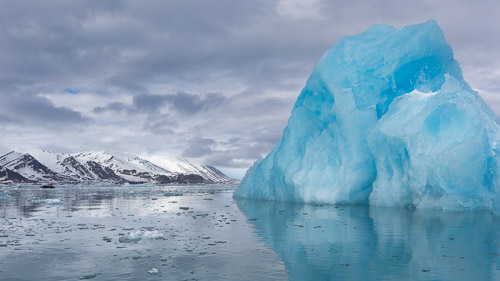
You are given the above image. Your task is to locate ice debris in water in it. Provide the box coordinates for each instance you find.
[118,230,165,243]
[163,192,183,197]
[234,20,500,211]
[148,268,160,275]
[0,193,11,201]
[45,199,63,205]
[29,198,64,205]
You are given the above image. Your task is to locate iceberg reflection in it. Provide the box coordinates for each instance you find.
[236,199,500,280]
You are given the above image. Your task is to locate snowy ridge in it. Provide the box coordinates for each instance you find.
[0,151,65,182]
[28,150,95,181]
[175,158,230,183]
[0,150,234,184]
[0,151,24,167]
[71,151,170,175]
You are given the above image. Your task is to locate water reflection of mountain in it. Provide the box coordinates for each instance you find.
[236,199,500,281]
[0,187,119,218]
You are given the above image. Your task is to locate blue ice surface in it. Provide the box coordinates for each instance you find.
[234,20,500,211]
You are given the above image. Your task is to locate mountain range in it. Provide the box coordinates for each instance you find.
[0,150,234,185]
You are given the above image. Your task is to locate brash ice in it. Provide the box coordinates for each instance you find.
[234,20,500,210]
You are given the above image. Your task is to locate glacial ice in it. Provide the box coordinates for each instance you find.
[148,268,160,275]
[234,20,500,210]
[45,198,64,205]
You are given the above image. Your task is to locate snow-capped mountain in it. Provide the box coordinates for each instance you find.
[0,151,71,182]
[27,150,124,183]
[71,151,170,182]
[0,150,234,184]
[0,168,32,184]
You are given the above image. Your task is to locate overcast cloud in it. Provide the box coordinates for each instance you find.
[0,0,499,178]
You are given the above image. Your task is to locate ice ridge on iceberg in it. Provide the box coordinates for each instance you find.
[234,20,500,210]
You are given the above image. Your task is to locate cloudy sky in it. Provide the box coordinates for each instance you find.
[0,0,499,179]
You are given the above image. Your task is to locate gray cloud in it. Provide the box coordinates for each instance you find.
[1,94,88,127]
[93,102,127,114]
[181,136,217,158]
[180,134,276,169]
[131,92,227,114]
[0,0,499,178]
[163,92,227,114]
[132,94,168,113]
[94,92,227,115]
[0,113,19,125]
[142,113,179,135]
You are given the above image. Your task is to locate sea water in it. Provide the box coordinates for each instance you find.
[1,184,499,280]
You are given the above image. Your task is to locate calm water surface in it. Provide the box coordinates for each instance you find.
[0,184,499,280]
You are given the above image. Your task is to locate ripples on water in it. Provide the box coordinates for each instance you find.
[0,184,499,280]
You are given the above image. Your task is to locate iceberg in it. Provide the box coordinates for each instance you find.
[234,20,500,210]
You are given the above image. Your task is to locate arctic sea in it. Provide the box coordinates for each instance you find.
[1,184,499,281]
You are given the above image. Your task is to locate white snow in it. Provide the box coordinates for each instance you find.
[27,149,65,174]
[0,150,233,184]
[72,151,170,174]
[0,151,24,167]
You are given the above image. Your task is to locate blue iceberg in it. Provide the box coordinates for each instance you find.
[234,20,500,210]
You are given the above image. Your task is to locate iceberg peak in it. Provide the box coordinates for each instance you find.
[234,21,500,211]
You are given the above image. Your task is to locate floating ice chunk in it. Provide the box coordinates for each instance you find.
[234,20,500,211]
[119,231,143,243]
[118,230,164,243]
[163,192,183,197]
[45,199,63,205]
[148,268,160,275]
[141,230,164,240]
